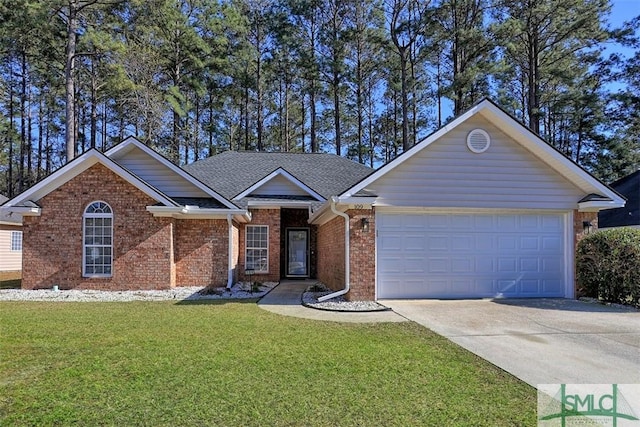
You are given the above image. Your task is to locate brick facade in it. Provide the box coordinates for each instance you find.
[22,163,230,290]
[317,209,375,301]
[175,219,229,287]
[237,208,281,282]
[317,215,345,292]
[347,209,375,301]
[574,210,598,244]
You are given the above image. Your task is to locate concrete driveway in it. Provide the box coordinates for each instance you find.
[383,299,640,388]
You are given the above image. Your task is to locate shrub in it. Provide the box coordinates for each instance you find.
[576,227,640,308]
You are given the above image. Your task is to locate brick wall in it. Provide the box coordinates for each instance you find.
[23,163,175,290]
[175,219,229,287]
[574,210,598,244]
[317,209,376,301]
[238,208,281,282]
[317,215,345,292]
[347,209,375,301]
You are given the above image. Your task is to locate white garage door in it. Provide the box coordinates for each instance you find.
[377,212,567,299]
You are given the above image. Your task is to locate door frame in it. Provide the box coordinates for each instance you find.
[285,227,310,278]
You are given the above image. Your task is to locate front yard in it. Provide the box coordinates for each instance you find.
[0,300,535,425]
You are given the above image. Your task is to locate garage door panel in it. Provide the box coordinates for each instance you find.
[452,258,472,273]
[428,258,448,273]
[405,236,426,250]
[452,235,473,250]
[377,212,567,299]
[428,235,448,250]
[498,236,518,250]
[542,236,562,250]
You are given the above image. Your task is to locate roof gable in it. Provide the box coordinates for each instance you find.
[2,149,177,209]
[106,137,238,210]
[184,151,372,200]
[233,168,325,201]
[342,99,624,211]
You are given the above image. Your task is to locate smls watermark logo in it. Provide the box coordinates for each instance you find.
[538,384,640,426]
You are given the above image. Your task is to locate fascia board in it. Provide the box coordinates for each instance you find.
[146,206,249,221]
[246,200,314,209]
[578,200,626,212]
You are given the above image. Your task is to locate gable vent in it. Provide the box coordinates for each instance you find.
[467,129,490,153]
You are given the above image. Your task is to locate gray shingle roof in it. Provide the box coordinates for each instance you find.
[0,194,7,205]
[183,151,373,200]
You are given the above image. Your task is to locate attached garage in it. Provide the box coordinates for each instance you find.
[310,99,626,301]
[376,211,570,299]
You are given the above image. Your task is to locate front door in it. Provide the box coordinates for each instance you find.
[287,228,309,277]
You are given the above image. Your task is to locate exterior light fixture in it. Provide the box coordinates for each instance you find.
[582,221,592,234]
[361,218,370,232]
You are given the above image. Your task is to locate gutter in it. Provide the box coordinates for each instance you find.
[227,214,234,289]
[317,197,349,302]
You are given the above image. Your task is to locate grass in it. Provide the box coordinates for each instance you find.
[0,300,536,426]
[0,271,21,289]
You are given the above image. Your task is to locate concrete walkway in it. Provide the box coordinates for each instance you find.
[258,281,406,323]
[384,298,640,387]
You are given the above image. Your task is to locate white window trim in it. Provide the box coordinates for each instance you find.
[10,231,22,252]
[83,201,114,278]
[245,225,269,274]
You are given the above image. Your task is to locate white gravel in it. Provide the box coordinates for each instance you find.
[0,282,278,302]
[302,283,389,312]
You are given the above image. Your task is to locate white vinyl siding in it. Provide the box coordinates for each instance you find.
[250,174,310,197]
[83,202,113,277]
[377,212,568,299]
[366,116,584,210]
[115,147,209,197]
[0,228,22,271]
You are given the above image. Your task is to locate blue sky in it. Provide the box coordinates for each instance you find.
[609,0,638,44]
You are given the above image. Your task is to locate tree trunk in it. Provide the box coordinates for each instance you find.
[527,30,540,134]
[310,89,317,152]
[333,71,341,155]
[90,58,98,149]
[65,1,78,162]
[400,50,409,152]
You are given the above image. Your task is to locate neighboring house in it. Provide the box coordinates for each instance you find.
[598,170,639,229]
[0,99,625,300]
[0,194,23,272]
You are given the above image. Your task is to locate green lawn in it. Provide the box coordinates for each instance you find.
[0,300,536,426]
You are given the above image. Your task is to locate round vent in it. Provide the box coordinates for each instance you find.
[467,129,490,153]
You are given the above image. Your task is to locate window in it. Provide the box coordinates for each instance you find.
[246,225,268,273]
[10,231,22,252]
[83,201,113,277]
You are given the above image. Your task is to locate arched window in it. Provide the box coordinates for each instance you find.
[83,201,113,277]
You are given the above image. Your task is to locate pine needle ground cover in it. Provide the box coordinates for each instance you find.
[1,301,535,426]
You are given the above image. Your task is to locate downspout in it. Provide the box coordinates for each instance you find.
[226,214,234,289]
[318,197,349,302]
